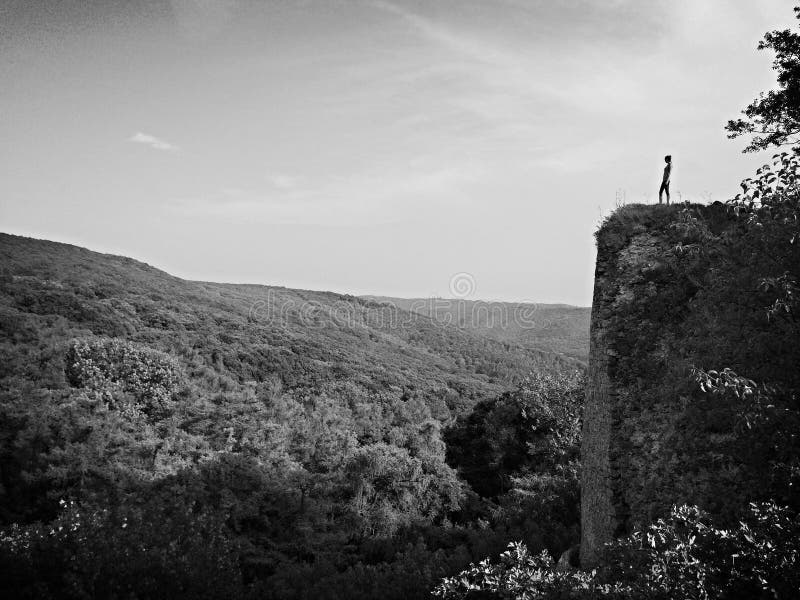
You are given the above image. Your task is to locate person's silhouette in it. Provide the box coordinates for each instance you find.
[659,155,672,205]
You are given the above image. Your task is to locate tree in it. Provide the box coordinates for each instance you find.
[344,443,462,537]
[0,498,248,600]
[445,371,584,499]
[726,7,800,151]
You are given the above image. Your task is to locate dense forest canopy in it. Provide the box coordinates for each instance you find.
[0,233,587,599]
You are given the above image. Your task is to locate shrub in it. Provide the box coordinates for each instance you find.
[65,338,182,418]
[0,499,248,600]
[433,541,595,600]
[434,502,800,600]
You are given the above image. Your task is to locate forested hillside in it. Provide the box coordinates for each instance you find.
[365,296,589,365]
[0,232,586,598]
[0,233,577,407]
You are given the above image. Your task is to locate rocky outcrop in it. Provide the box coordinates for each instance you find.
[579,202,798,567]
[579,251,617,567]
[580,218,671,564]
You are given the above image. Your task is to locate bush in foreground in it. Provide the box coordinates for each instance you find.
[0,499,247,600]
[433,502,800,600]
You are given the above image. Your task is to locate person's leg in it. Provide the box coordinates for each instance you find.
[659,182,666,204]
[665,182,670,205]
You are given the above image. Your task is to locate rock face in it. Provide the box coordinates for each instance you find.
[579,202,799,566]
[579,259,617,567]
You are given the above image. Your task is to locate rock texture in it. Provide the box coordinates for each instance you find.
[579,202,799,566]
[579,267,615,568]
[580,215,685,566]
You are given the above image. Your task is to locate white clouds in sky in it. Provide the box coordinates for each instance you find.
[167,162,486,226]
[169,0,236,41]
[370,0,646,121]
[128,132,179,152]
[267,174,297,191]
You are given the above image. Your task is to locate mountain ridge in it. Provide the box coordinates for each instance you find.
[364,295,590,365]
[0,231,585,415]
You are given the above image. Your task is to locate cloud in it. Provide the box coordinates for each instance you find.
[267,173,297,190]
[369,0,646,124]
[530,140,625,174]
[170,0,237,41]
[166,163,486,226]
[128,132,179,152]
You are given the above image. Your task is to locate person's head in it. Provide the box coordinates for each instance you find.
[665,155,672,163]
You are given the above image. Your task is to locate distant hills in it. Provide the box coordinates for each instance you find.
[0,233,586,418]
[364,296,589,365]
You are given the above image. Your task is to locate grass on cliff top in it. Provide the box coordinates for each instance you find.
[598,203,687,234]
[595,202,703,252]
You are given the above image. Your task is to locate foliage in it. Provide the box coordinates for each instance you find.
[726,6,800,152]
[65,337,182,418]
[692,366,800,510]
[434,502,800,600]
[345,443,463,537]
[367,297,590,365]
[443,372,584,559]
[598,502,800,600]
[0,499,248,600]
[0,384,209,523]
[445,371,584,499]
[726,149,800,322]
[0,233,588,599]
[433,541,594,600]
[692,146,800,510]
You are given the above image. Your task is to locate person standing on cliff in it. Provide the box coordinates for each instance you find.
[659,155,672,205]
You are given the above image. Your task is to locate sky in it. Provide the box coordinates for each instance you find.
[1,0,796,306]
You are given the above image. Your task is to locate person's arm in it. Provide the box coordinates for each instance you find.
[663,164,671,182]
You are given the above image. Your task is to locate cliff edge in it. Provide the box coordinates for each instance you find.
[580,202,800,566]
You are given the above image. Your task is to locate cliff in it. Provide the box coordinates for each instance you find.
[580,203,800,566]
